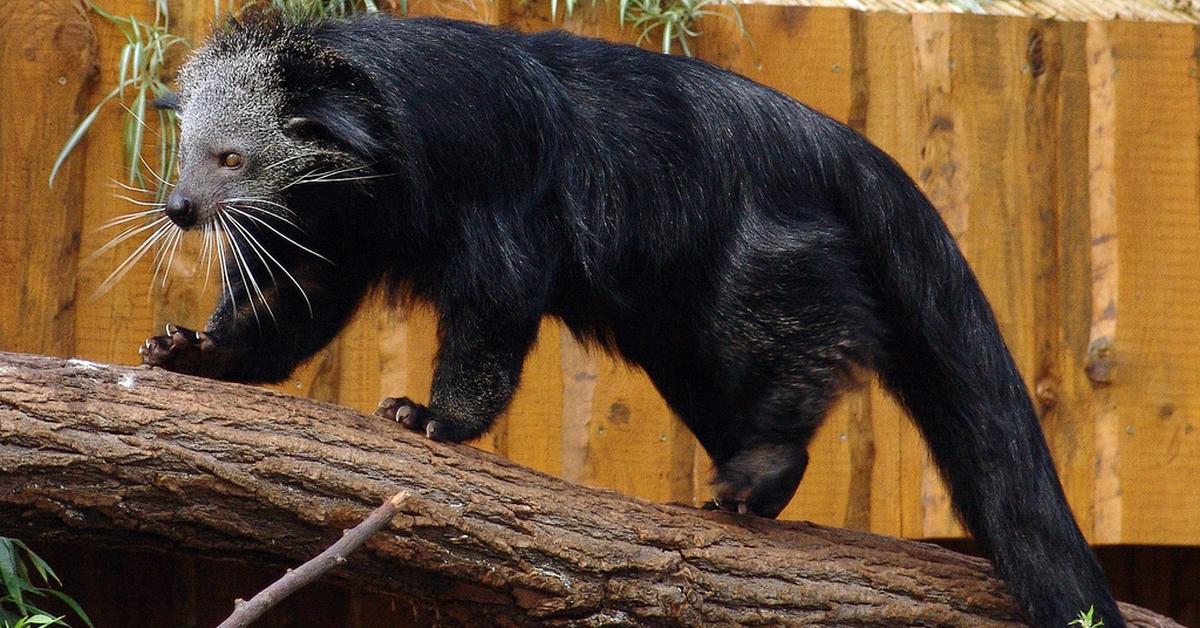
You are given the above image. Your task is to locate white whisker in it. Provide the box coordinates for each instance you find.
[214,214,237,315]
[219,213,268,326]
[293,172,400,184]
[200,224,215,292]
[260,152,323,171]
[107,178,157,195]
[91,216,170,260]
[97,207,164,231]
[113,194,166,208]
[147,226,175,295]
[225,213,317,318]
[96,221,172,295]
[224,214,278,285]
[280,167,325,191]
[224,214,280,326]
[224,205,331,264]
[119,101,160,137]
[162,228,183,289]
[228,203,301,232]
[136,152,175,188]
[223,196,298,218]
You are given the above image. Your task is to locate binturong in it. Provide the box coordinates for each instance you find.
[137,12,1123,627]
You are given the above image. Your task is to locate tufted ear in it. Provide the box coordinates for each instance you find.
[153,91,180,111]
[283,116,328,143]
[282,94,389,161]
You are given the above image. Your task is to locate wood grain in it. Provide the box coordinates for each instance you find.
[0,0,95,356]
[4,0,1199,547]
[0,352,1182,628]
[1107,21,1200,545]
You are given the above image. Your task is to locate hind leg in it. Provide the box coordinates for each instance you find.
[710,443,810,517]
[645,356,835,518]
[706,382,836,518]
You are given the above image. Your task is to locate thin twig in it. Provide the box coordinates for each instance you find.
[216,491,410,628]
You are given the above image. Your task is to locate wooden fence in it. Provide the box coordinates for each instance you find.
[2,0,1198,548]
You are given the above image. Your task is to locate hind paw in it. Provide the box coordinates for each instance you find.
[374,396,452,441]
[708,443,810,519]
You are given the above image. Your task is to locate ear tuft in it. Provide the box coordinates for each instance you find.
[284,116,327,142]
[153,92,181,111]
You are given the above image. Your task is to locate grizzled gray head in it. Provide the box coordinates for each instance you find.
[155,18,376,231]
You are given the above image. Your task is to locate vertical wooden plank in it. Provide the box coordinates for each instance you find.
[0,0,95,357]
[906,11,962,539]
[337,297,387,413]
[857,10,920,538]
[1107,21,1200,545]
[1038,20,1099,539]
[1085,21,1121,543]
[697,6,855,120]
[74,0,162,367]
[584,358,693,503]
[558,330,597,485]
[501,319,565,475]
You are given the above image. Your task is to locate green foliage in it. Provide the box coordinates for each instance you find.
[1068,606,1105,628]
[52,0,740,192]
[50,0,186,199]
[546,0,743,56]
[618,0,742,55]
[220,0,393,19]
[0,538,92,628]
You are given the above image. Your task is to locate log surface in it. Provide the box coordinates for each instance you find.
[0,352,1178,627]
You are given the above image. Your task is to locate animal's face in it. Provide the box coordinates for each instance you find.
[160,50,349,232]
[94,18,390,298]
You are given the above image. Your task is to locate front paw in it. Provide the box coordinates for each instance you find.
[139,324,227,378]
[374,396,452,441]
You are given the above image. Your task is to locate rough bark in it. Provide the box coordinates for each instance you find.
[0,352,1179,627]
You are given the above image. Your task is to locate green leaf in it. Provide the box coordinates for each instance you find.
[117,45,131,99]
[48,86,119,186]
[128,86,148,185]
[0,539,24,612]
[43,590,94,628]
[7,542,56,587]
[23,615,65,628]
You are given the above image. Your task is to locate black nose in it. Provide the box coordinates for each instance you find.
[164,192,195,227]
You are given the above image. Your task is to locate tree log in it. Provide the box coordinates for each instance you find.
[0,352,1179,627]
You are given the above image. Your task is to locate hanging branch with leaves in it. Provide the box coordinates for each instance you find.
[0,538,93,628]
[50,0,186,200]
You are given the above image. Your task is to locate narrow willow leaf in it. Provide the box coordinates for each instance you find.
[49,87,120,186]
[44,589,95,628]
[128,86,148,185]
[7,541,56,587]
[0,540,24,613]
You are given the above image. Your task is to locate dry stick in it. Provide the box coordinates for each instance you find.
[216,491,410,628]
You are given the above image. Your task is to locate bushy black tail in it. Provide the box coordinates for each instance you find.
[830,134,1122,628]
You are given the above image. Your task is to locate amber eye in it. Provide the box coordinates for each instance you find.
[220,152,243,169]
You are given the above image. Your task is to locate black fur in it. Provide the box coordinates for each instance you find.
[143,14,1123,627]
